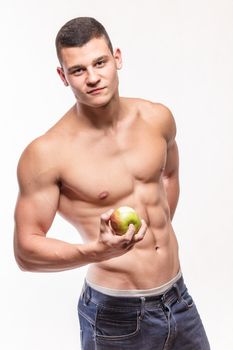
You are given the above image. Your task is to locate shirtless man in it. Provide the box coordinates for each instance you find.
[14,17,210,350]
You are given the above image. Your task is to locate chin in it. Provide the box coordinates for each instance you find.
[84,95,114,108]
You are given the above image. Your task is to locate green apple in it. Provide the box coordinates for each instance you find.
[110,206,142,235]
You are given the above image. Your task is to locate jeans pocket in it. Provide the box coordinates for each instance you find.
[180,289,194,310]
[95,306,140,341]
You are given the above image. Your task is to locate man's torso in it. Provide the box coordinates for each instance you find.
[37,97,180,288]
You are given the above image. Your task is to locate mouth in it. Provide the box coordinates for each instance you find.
[87,87,106,95]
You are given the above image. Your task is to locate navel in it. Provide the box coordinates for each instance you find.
[98,191,109,200]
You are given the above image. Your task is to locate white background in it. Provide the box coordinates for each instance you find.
[1,0,233,349]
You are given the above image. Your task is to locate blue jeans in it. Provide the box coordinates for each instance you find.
[78,276,210,349]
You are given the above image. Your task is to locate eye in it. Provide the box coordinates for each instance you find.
[96,60,105,68]
[73,68,85,76]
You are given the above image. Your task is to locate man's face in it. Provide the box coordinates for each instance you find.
[57,37,122,108]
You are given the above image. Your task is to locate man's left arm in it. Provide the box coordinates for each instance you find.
[163,140,180,220]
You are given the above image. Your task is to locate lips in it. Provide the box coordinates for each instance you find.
[87,87,106,94]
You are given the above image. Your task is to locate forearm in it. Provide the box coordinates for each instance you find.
[14,234,100,272]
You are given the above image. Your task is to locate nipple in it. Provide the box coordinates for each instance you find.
[98,191,109,200]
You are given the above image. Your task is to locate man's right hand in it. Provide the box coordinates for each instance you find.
[94,209,147,262]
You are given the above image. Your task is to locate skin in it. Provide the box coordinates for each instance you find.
[14,37,180,289]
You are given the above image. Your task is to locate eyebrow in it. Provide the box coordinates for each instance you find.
[67,55,109,74]
[92,55,109,64]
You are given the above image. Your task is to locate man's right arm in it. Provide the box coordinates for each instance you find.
[14,138,94,272]
[14,138,147,272]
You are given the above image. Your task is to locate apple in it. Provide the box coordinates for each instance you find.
[110,206,142,235]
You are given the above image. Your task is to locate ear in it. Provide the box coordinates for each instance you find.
[113,48,122,70]
[57,67,69,86]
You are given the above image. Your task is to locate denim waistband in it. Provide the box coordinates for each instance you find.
[86,270,182,297]
[82,275,186,308]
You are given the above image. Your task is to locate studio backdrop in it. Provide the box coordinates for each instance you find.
[1,1,233,349]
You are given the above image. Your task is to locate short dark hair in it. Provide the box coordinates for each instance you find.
[55,17,113,64]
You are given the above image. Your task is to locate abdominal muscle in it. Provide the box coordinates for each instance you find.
[59,142,180,289]
[85,210,180,290]
[59,179,181,290]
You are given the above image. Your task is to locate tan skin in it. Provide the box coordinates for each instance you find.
[14,37,180,289]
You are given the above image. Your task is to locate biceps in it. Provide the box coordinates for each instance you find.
[14,184,60,236]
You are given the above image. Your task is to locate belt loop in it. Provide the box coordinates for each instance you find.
[161,290,167,304]
[84,285,91,306]
[173,283,181,302]
[139,297,146,320]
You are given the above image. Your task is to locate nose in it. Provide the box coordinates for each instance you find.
[86,68,100,86]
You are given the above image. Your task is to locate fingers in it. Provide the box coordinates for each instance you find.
[100,208,114,222]
[121,222,145,248]
[120,226,135,250]
[133,219,147,242]
[99,209,147,253]
[100,209,114,233]
[124,224,136,241]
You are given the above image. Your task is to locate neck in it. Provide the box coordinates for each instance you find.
[76,93,125,131]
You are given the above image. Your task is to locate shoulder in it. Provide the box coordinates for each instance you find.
[17,131,61,192]
[19,132,57,165]
[17,106,76,179]
[132,98,176,144]
[125,98,175,125]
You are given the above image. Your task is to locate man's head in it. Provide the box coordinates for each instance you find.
[56,17,113,65]
[55,17,122,109]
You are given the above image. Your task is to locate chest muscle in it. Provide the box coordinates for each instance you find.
[59,122,167,204]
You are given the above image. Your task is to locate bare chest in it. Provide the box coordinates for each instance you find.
[59,124,167,206]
